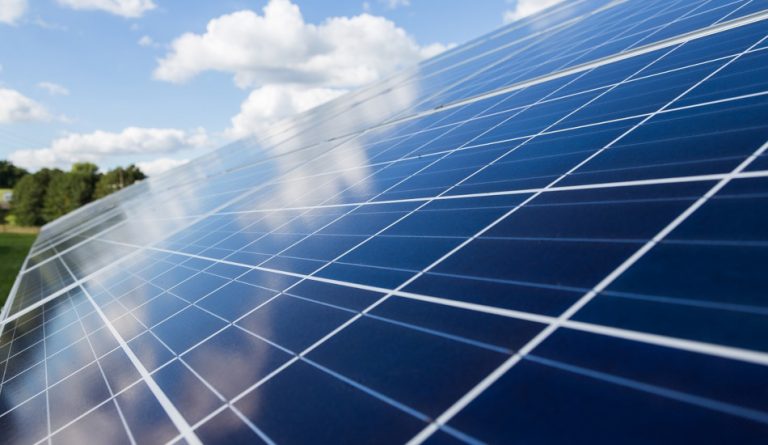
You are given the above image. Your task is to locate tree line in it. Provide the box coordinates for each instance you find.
[0,160,146,226]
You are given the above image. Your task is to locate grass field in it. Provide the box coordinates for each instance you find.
[0,232,36,308]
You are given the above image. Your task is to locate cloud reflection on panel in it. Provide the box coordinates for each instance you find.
[0,288,146,443]
[129,63,420,245]
[43,0,432,256]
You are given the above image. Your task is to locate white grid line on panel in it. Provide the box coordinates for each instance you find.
[40,305,52,445]
[13,3,760,274]
[13,0,732,264]
[438,0,694,106]
[382,5,768,132]
[70,29,768,440]
[406,31,768,443]
[34,379,145,445]
[7,160,768,374]
[2,129,378,323]
[5,5,765,440]
[69,269,202,445]
[126,82,768,224]
[82,283,202,444]
[87,265,281,444]
[89,223,768,442]
[68,293,138,445]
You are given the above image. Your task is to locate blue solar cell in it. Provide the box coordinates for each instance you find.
[52,401,133,444]
[3,1,768,443]
[448,357,768,444]
[197,281,276,322]
[286,279,382,311]
[133,292,189,327]
[317,261,414,289]
[624,268,767,336]
[183,326,291,399]
[369,297,543,351]
[98,348,140,394]
[152,306,227,355]
[127,331,175,372]
[538,328,768,413]
[115,382,180,444]
[237,295,353,351]
[0,393,48,445]
[554,59,724,128]
[195,408,268,444]
[676,47,768,106]
[563,96,768,185]
[234,360,426,444]
[644,21,766,76]
[1,361,44,403]
[446,118,642,195]
[308,316,508,417]
[153,360,221,424]
[48,363,111,431]
[405,268,582,316]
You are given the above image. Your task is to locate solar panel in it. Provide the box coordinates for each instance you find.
[3,0,768,443]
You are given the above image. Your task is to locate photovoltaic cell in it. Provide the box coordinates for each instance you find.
[2,1,768,443]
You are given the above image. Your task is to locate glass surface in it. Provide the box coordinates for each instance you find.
[2,1,768,443]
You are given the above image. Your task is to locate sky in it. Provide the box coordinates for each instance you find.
[0,0,560,176]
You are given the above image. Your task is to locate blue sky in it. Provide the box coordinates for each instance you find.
[0,0,554,175]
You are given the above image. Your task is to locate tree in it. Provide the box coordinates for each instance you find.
[10,163,145,226]
[71,162,99,177]
[93,164,145,199]
[42,165,98,222]
[12,169,59,226]
[0,160,29,188]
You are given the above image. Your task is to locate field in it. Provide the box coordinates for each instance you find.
[0,232,36,308]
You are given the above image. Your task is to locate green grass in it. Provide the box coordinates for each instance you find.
[0,232,36,308]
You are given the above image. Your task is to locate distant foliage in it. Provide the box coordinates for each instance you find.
[42,166,96,222]
[6,160,146,226]
[94,165,146,199]
[0,160,29,188]
[12,169,56,226]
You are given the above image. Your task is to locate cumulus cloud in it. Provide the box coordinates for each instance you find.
[138,35,154,46]
[56,0,156,18]
[9,127,208,169]
[504,0,564,23]
[154,0,448,89]
[37,81,70,96]
[154,0,449,139]
[0,88,50,123]
[227,84,346,139]
[0,0,26,24]
[137,157,189,176]
[385,0,410,9]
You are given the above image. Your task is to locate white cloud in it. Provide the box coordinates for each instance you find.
[227,84,346,139]
[32,18,68,30]
[504,0,564,23]
[9,127,209,169]
[37,81,70,96]
[385,0,410,9]
[155,0,449,140]
[138,35,152,46]
[0,88,50,123]
[0,0,27,25]
[56,0,156,18]
[154,0,448,89]
[137,157,189,176]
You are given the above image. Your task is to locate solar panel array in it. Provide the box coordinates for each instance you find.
[3,0,768,443]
